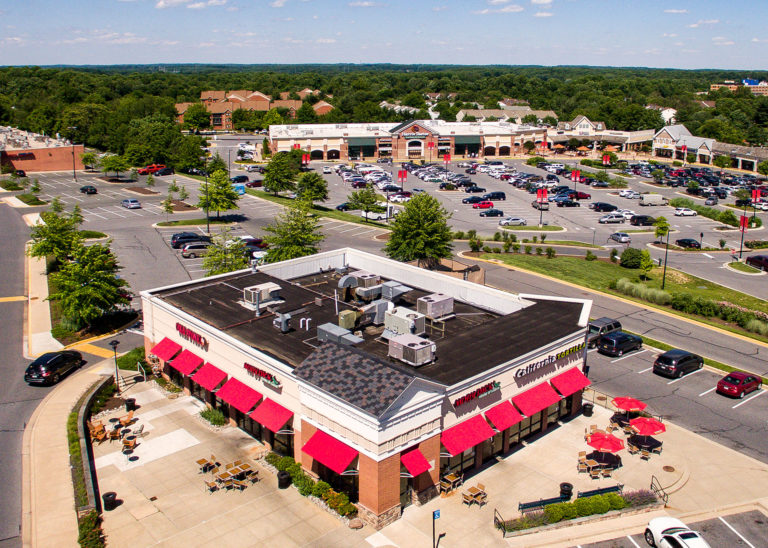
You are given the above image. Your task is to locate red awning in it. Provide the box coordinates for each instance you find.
[551,368,591,397]
[512,383,562,417]
[168,349,203,376]
[440,414,496,457]
[401,448,431,478]
[150,337,181,362]
[484,400,523,432]
[191,362,227,391]
[249,398,293,433]
[302,430,358,475]
[216,378,263,414]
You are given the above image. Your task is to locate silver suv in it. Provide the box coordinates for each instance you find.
[587,317,622,348]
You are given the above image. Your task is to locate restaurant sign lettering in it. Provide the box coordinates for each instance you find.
[244,362,281,387]
[514,342,585,379]
[403,132,430,139]
[175,322,208,350]
[453,381,501,408]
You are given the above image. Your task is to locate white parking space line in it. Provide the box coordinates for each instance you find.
[84,211,107,220]
[626,535,642,548]
[99,207,126,218]
[732,390,766,409]
[338,225,366,233]
[667,369,703,385]
[611,349,646,363]
[638,367,653,374]
[702,253,713,259]
[699,387,716,397]
[718,516,756,548]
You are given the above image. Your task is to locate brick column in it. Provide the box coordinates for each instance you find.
[571,391,583,417]
[502,429,511,453]
[299,420,317,472]
[357,452,402,529]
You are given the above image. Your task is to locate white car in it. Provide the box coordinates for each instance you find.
[389,194,411,203]
[499,216,527,226]
[619,189,637,198]
[322,166,332,174]
[674,208,697,217]
[644,517,711,547]
[616,209,636,219]
[625,191,641,199]
[360,210,387,221]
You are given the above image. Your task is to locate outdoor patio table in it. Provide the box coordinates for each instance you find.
[216,472,232,482]
[585,459,600,470]
[629,434,662,452]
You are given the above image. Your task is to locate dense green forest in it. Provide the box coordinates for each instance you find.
[1,65,767,169]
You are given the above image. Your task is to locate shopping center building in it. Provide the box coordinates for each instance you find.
[268,119,546,161]
[141,249,592,528]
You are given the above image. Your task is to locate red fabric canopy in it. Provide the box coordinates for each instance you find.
[216,378,263,414]
[150,337,181,362]
[440,414,496,457]
[191,362,227,391]
[168,349,203,376]
[612,397,647,412]
[511,383,562,417]
[587,431,625,453]
[630,417,666,436]
[400,448,431,478]
[302,430,358,475]
[249,398,293,433]
[550,368,591,397]
[484,401,523,432]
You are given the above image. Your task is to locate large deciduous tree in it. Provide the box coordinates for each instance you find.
[183,103,211,130]
[263,200,324,263]
[100,154,130,178]
[296,171,328,205]
[264,152,297,196]
[197,169,240,218]
[346,186,384,221]
[202,229,250,276]
[28,211,83,264]
[384,193,453,265]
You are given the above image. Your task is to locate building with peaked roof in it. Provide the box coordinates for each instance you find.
[312,100,334,116]
[549,115,654,152]
[652,124,767,171]
[141,248,592,529]
[268,119,546,161]
[456,106,557,124]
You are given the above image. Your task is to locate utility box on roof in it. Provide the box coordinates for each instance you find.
[388,334,436,367]
[351,271,380,288]
[384,307,426,336]
[417,293,454,319]
[338,309,358,330]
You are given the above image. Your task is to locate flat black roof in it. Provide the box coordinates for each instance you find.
[153,268,583,388]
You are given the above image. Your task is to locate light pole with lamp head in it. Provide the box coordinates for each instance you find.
[67,126,78,182]
[109,340,120,395]
[661,230,670,290]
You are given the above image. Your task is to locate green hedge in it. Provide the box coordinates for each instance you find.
[200,408,227,426]
[669,198,763,228]
[77,510,105,547]
[745,240,768,249]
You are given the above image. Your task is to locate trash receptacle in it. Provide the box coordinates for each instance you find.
[102,492,118,511]
[560,482,573,501]
[125,398,136,412]
[582,403,594,417]
[277,471,291,489]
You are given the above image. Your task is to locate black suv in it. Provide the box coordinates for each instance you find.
[24,351,83,385]
[171,232,212,249]
[483,191,506,201]
[653,349,703,378]
[230,175,249,184]
[591,202,618,212]
[156,167,174,176]
[630,215,655,226]
[596,331,642,357]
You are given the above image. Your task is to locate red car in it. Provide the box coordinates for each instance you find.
[472,200,494,209]
[244,180,263,188]
[499,174,512,181]
[716,371,761,398]
[138,164,166,175]
[572,191,592,200]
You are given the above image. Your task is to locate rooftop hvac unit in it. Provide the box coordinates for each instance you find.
[384,307,426,336]
[417,293,454,320]
[388,334,436,367]
[338,309,358,330]
[243,282,281,306]
[318,323,351,344]
[369,299,392,325]
[381,281,411,301]
[355,285,382,301]
[351,271,381,288]
[272,313,291,333]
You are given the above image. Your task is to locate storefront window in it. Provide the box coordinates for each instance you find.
[237,412,263,441]
[440,445,475,477]
[167,368,184,389]
[508,422,520,446]
[273,428,294,457]
[529,411,543,435]
[315,462,359,503]
[547,403,560,426]
[191,381,205,402]
[518,415,533,438]
[482,432,504,463]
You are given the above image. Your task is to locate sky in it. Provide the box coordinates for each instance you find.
[1,0,766,69]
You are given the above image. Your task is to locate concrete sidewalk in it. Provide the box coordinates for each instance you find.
[26,248,63,358]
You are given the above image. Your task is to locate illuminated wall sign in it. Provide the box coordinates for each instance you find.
[244,362,281,387]
[402,133,430,139]
[453,381,501,408]
[514,342,585,379]
[175,322,208,350]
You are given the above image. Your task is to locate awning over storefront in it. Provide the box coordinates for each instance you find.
[150,337,182,362]
[191,362,227,391]
[168,349,203,376]
[440,414,496,457]
[400,447,431,477]
[302,429,358,474]
[249,398,294,433]
[512,383,562,417]
[454,135,482,145]
[550,368,591,397]
[347,137,377,146]
[215,378,263,413]
[484,400,523,432]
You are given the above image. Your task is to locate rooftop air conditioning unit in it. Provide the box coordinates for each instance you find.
[384,307,426,336]
[381,281,411,301]
[355,285,382,301]
[417,293,454,320]
[318,323,350,344]
[352,271,380,288]
[243,282,281,305]
[388,334,436,367]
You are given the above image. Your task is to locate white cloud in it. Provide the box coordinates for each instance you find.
[663,9,687,14]
[474,4,523,14]
[187,2,206,8]
[712,36,734,46]
[349,1,379,5]
[156,0,192,8]
[316,38,336,43]
[662,33,677,38]
[688,19,718,28]
[533,11,552,17]
[532,0,552,4]
[489,0,511,5]
[198,41,215,47]
[270,0,287,6]
[752,37,768,43]
[207,0,227,5]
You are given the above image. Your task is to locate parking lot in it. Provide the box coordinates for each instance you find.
[581,509,768,547]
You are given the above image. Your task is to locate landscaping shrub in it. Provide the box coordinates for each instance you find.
[622,489,657,507]
[493,232,502,241]
[500,511,547,531]
[467,229,477,239]
[615,278,671,305]
[200,407,227,426]
[453,230,465,240]
[89,382,117,415]
[265,452,281,467]
[719,238,727,249]
[77,510,105,548]
[540,234,547,243]
[322,489,357,516]
[492,247,501,253]
[744,240,768,249]
[610,248,618,263]
[312,481,331,498]
[585,250,597,261]
[509,233,517,242]
[286,462,302,478]
[295,473,315,496]
[619,247,643,268]
[503,241,511,253]
[276,456,295,471]
[512,243,520,253]
[525,245,532,254]
[746,319,768,336]
[672,160,682,167]
[605,492,627,511]
[469,238,481,252]
[483,245,493,253]
[545,247,555,259]
[592,494,611,514]
[532,236,538,243]
[574,497,595,517]
[543,503,565,523]
[526,156,546,166]
[719,210,738,226]
[536,247,543,255]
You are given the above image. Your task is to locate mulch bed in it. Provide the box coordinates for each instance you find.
[54,310,139,346]
[95,177,133,184]
[126,187,160,195]
[170,200,196,212]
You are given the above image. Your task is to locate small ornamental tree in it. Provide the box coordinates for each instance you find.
[347,186,384,222]
[207,153,228,175]
[620,247,643,269]
[178,185,189,201]
[384,193,453,265]
[296,171,329,205]
[202,228,250,276]
[263,199,325,263]
[80,152,97,171]
[49,196,64,213]
[145,173,155,188]
[197,169,240,218]
[639,250,654,279]
[654,216,670,242]
[264,152,297,196]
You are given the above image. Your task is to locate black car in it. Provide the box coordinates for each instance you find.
[653,349,703,378]
[465,186,486,193]
[335,202,351,211]
[592,181,609,188]
[171,232,212,249]
[156,167,174,176]
[465,168,477,174]
[630,215,655,226]
[590,202,618,212]
[24,351,83,385]
[462,196,484,204]
[675,238,701,249]
[381,184,402,193]
[230,175,249,184]
[479,208,504,217]
[79,185,97,195]
[15,170,27,178]
[596,331,643,357]
[557,199,580,207]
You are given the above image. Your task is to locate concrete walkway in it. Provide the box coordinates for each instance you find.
[26,249,63,358]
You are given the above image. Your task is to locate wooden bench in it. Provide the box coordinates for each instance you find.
[577,484,624,499]
[518,495,567,513]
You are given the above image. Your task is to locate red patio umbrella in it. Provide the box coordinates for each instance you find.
[629,417,666,436]
[611,397,647,413]
[587,431,625,453]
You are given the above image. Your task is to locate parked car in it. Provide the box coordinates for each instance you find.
[465,168,477,174]
[644,517,711,548]
[121,198,141,209]
[599,213,626,224]
[473,200,494,209]
[351,181,368,189]
[156,167,174,176]
[483,191,506,201]
[465,186,486,193]
[596,331,643,357]
[716,371,761,399]
[360,210,387,221]
[479,208,504,217]
[704,196,718,206]
[675,238,701,249]
[587,317,622,348]
[591,202,618,212]
[557,199,580,208]
[630,215,655,226]
[230,175,249,184]
[15,169,27,178]
[531,200,550,210]
[745,255,768,271]
[79,185,97,194]
[674,207,697,217]
[244,180,263,188]
[591,181,610,188]
[499,216,527,226]
[24,351,83,385]
[322,166,333,174]
[137,164,166,175]
[609,232,631,243]
[180,242,211,258]
[171,232,211,249]
[572,191,592,200]
[462,196,484,204]
[653,349,703,379]
[335,202,351,211]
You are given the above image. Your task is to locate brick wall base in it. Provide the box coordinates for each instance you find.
[356,502,401,530]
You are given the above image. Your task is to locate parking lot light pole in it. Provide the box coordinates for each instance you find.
[110,340,120,395]
[67,126,77,182]
[661,230,670,290]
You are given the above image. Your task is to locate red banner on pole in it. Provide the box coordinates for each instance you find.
[681,145,687,152]
[427,141,435,149]
[398,169,407,183]
[293,144,300,150]
[740,215,749,232]
[443,153,451,163]
[752,189,761,203]
[537,188,548,203]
